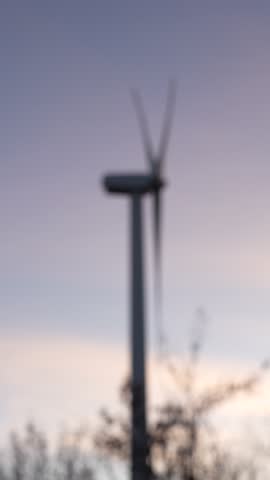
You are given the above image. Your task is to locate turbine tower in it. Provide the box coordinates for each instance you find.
[102,82,176,480]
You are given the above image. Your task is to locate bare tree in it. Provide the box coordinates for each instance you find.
[9,424,48,480]
[0,423,94,480]
[94,314,268,480]
[55,426,94,480]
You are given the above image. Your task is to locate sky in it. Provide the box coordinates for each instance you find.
[2,1,270,442]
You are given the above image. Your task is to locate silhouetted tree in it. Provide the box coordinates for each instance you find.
[94,313,268,480]
[55,426,94,480]
[0,423,94,480]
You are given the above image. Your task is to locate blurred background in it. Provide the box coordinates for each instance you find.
[2,1,270,478]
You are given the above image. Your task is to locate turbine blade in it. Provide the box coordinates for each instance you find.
[131,89,155,170]
[153,190,165,354]
[158,80,177,171]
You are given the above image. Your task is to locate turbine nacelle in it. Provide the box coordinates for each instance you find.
[104,173,165,195]
[103,82,176,360]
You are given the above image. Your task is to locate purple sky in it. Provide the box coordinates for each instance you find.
[2,1,270,437]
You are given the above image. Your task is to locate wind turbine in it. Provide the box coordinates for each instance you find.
[102,82,176,480]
